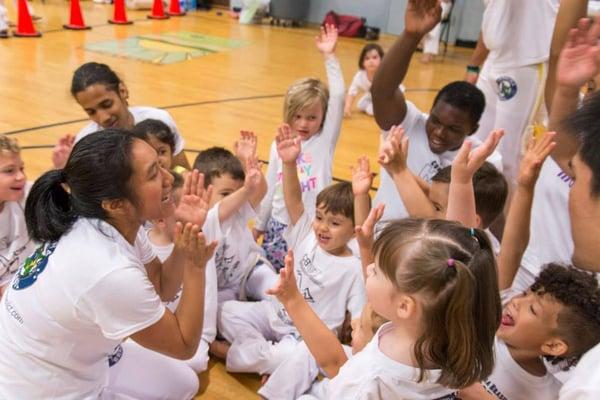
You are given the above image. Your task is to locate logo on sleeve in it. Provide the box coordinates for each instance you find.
[496,76,518,101]
[12,243,56,290]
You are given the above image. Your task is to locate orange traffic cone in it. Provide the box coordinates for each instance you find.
[13,0,41,37]
[64,0,91,30]
[148,0,169,19]
[167,0,186,16]
[108,0,133,24]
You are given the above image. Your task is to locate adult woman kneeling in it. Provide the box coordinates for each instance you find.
[0,130,215,399]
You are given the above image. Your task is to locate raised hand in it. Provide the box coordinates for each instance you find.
[244,156,263,192]
[234,130,258,166]
[451,129,504,184]
[52,134,75,169]
[355,204,385,252]
[351,156,374,196]
[378,125,409,175]
[517,132,556,189]
[174,170,212,227]
[276,123,301,164]
[173,222,218,269]
[266,250,301,305]
[404,0,442,37]
[315,24,339,56]
[557,17,600,90]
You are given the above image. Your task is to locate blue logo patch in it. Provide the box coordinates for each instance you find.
[496,76,518,101]
[108,344,124,367]
[12,243,56,290]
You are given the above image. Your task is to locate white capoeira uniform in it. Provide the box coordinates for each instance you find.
[475,0,559,184]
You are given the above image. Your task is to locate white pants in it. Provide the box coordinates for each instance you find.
[258,340,322,400]
[218,261,279,303]
[423,22,442,55]
[356,94,374,116]
[218,299,298,374]
[0,4,7,31]
[475,62,547,184]
[107,340,199,400]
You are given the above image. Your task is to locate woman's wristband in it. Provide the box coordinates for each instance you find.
[466,65,480,74]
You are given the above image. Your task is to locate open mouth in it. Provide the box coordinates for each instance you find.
[317,233,330,245]
[501,312,515,327]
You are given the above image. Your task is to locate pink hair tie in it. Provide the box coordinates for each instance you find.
[447,258,455,268]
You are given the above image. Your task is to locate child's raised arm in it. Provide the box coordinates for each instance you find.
[371,0,441,130]
[355,204,385,280]
[277,124,304,225]
[549,17,600,175]
[498,132,556,290]
[446,129,503,227]
[316,24,345,150]
[234,131,267,209]
[266,251,348,378]
[379,126,437,218]
[351,156,374,227]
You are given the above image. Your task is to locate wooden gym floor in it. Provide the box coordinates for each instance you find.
[0,3,474,398]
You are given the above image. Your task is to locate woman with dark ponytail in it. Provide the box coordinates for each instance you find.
[0,130,215,399]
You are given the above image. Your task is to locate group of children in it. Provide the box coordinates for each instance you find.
[2,0,600,399]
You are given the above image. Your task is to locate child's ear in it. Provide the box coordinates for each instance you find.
[541,338,569,358]
[395,294,417,320]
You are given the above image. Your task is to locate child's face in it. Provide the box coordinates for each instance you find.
[362,49,382,73]
[497,290,565,356]
[291,101,325,141]
[365,261,398,321]
[147,135,173,170]
[425,100,476,154]
[312,205,354,256]
[209,173,243,209]
[0,152,26,203]
[75,84,131,130]
[428,181,449,219]
[350,303,378,354]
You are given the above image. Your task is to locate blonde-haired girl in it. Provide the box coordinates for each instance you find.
[255,24,345,269]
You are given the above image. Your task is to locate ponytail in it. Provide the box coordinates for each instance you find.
[25,130,137,243]
[25,169,75,243]
[375,219,501,388]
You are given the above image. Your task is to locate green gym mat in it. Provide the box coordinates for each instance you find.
[85,31,247,65]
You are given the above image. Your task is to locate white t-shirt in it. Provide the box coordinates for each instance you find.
[373,101,503,224]
[520,159,573,278]
[483,337,562,400]
[147,209,220,342]
[211,201,264,294]
[560,343,600,399]
[482,0,559,69]
[75,106,185,155]
[328,322,457,400]
[270,211,365,333]
[256,56,345,229]
[0,190,36,287]
[0,219,165,399]
[348,70,405,98]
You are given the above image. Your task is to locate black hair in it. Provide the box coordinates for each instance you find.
[432,81,486,126]
[192,147,245,186]
[71,62,121,97]
[531,263,600,369]
[564,91,600,196]
[358,43,384,70]
[132,119,176,153]
[432,162,508,228]
[25,130,137,242]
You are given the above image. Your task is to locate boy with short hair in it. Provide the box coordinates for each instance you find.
[216,124,365,377]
